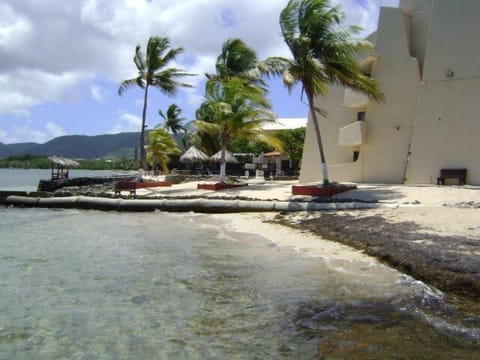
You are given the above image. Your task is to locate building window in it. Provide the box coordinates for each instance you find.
[357,112,366,121]
[353,151,360,162]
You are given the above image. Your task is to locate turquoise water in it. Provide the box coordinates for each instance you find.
[1,169,480,358]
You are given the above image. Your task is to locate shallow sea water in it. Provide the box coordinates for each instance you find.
[1,169,480,359]
[1,208,479,359]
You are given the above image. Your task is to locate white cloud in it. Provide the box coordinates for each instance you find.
[10,123,47,144]
[0,2,34,49]
[334,0,400,36]
[0,0,395,141]
[0,120,66,144]
[45,122,65,138]
[0,69,92,115]
[110,111,142,134]
[1,0,392,89]
[0,119,65,144]
[91,84,106,102]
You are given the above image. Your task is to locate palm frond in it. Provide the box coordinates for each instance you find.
[280,0,301,49]
[133,45,146,72]
[195,119,221,135]
[217,38,258,77]
[118,77,143,95]
[258,57,293,78]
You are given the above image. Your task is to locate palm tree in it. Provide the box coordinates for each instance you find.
[145,127,181,174]
[261,0,384,185]
[118,36,193,168]
[195,78,281,180]
[206,38,264,86]
[159,103,186,135]
[198,38,267,155]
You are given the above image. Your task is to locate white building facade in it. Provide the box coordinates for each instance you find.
[300,0,480,185]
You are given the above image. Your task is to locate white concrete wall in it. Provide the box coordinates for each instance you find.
[358,7,420,183]
[300,0,480,185]
[300,6,420,184]
[399,0,434,74]
[405,0,480,185]
[299,86,358,183]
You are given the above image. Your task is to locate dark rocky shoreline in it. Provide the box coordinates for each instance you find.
[274,212,480,302]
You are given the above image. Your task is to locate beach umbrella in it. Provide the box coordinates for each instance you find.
[179,145,210,163]
[210,150,238,163]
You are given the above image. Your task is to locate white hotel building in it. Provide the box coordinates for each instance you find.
[300,0,480,185]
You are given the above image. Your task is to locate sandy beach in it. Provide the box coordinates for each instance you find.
[136,180,480,300]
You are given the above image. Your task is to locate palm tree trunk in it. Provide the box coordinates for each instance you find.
[139,85,149,169]
[219,145,227,181]
[307,92,329,185]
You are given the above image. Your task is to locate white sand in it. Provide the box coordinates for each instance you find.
[138,180,480,253]
[213,212,375,262]
[331,184,480,239]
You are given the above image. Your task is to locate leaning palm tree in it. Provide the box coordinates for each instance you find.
[159,103,186,135]
[145,127,181,174]
[195,78,281,181]
[261,0,384,185]
[118,36,193,168]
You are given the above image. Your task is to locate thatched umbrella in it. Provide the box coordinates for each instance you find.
[210,150,238,163]
[48,156,80,167]
[48,156,80,179]
[179,145,210,163]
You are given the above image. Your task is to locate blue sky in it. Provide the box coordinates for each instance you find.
[0,0,398,144]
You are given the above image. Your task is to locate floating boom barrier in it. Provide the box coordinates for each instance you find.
[5,195,397,213]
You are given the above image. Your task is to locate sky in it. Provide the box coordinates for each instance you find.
[0,0,398,144]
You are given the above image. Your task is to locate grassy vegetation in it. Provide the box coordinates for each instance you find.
[0,155,138,170]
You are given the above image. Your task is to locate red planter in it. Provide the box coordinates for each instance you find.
[136,181,173,188]
[292,184,356,197]
[197,183,248,191]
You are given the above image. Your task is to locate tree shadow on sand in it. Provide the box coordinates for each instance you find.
[332,187,407,203]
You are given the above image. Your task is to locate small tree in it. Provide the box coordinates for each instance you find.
[145,127,181,174]
[275,128,305,165]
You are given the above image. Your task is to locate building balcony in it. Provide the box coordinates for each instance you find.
[343,89,371,108]
[359,55,378,73]
[338,121,367,146]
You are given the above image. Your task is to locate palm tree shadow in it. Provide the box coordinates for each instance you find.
[332,187,407,203]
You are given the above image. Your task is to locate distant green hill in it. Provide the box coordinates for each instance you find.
[0,133,140,159]
[0,142,39,157]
